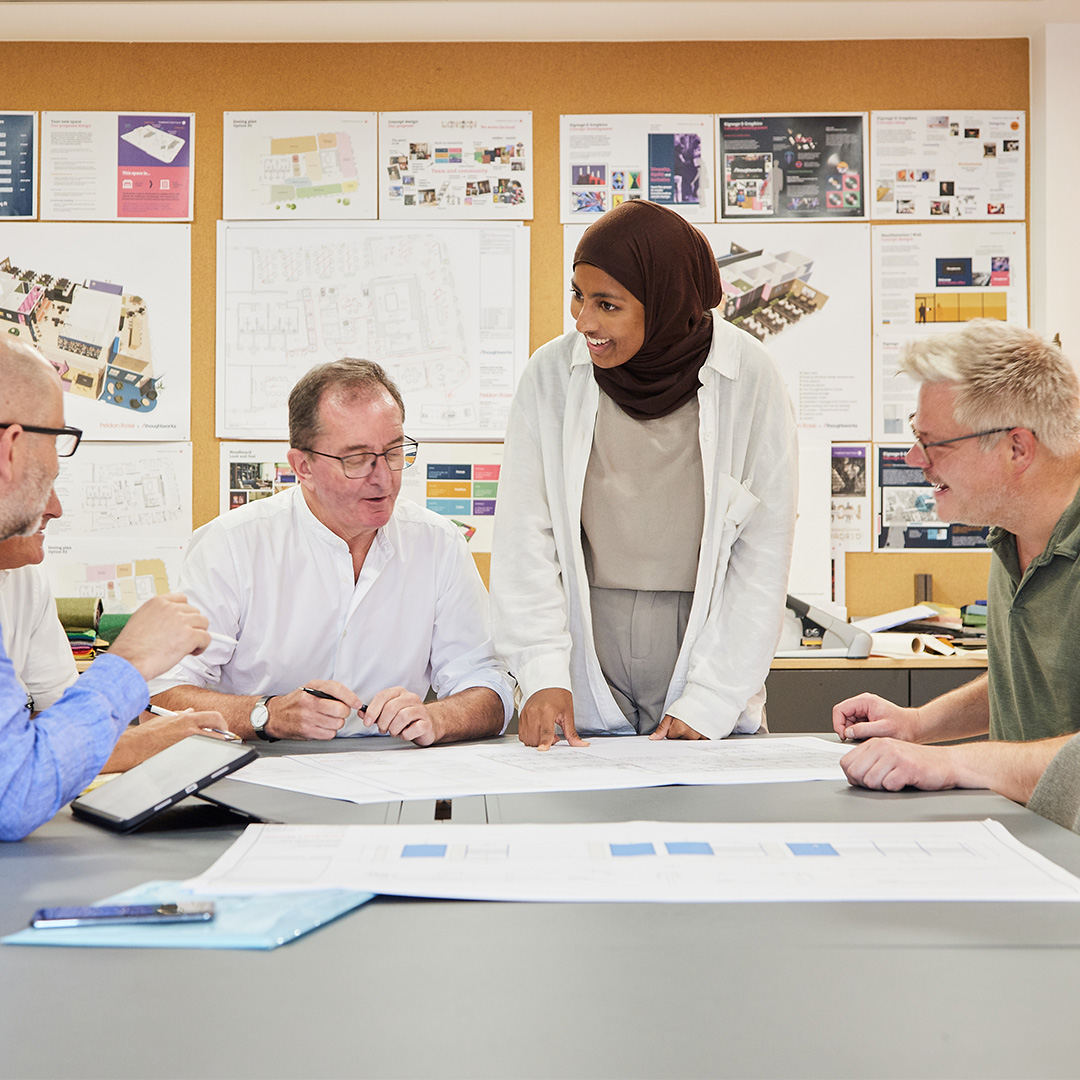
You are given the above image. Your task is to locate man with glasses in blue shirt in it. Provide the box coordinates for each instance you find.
[0,339,213,840]
[835,321,1080,815]
[151,358,512,746]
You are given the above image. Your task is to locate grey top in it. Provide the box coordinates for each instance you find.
[582,392,704,591]
[1028,732,1080,832]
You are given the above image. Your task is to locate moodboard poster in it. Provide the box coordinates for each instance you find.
[216,221,530,441]
[563,221,872,438]
[874,445,989,552]
[871,223,1027,441]
[41,112,194,222]
[560,115,716,223]
[718,114,867,221]
[0,222,192,440]
[0,113,36,219]
[222,112,378,220]
[378,112,533,220]
[871,111,1025,221]
[220,441,295,515]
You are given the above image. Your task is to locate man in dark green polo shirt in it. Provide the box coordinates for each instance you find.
[831,320,1080,813]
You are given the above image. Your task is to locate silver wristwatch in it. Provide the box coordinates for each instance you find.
[250,695,278,742]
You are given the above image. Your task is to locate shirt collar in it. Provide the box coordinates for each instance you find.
[987,480,1080,568]
[291,483,398,560]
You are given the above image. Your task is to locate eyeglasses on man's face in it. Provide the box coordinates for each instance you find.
[0,423,82,457]
[300,438,419,479]
[907,413,1023,461]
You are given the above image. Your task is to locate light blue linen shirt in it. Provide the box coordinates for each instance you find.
[0,635,147,841]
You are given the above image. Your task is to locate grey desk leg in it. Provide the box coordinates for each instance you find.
[398,799,437,823]
[486,794,503,823]
[445,795,487,823]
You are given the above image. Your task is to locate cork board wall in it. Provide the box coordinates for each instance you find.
[5,38,1027,614]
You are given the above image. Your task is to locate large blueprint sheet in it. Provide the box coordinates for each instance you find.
[231,736,850,806]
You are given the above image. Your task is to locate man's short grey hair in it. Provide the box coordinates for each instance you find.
[900,320,1080,457]
[288,358,405,450]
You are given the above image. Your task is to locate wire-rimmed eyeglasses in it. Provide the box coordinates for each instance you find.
[0,423,82,457]
[907,413,1023,460]
[300,438,419,479]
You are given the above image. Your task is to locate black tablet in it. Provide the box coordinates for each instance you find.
[71,735,257,833]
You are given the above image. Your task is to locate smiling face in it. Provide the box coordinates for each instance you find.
[287,388,405,544]
[907,382,1011,527]
[0,487,61,569]
[570,262,646,369]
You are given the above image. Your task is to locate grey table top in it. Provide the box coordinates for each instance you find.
[3,733,1080,1080]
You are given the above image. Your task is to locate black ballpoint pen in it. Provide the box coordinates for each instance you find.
[302,686,367,713]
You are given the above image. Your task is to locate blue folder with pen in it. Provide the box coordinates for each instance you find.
[3,881,374,950]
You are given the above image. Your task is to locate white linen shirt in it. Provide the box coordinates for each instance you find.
[0,565,78,713]
[150,486,513,733]
[490,315,798,740]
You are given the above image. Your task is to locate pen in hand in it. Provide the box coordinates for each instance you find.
[145,703,242,741]
[302,686,368,714]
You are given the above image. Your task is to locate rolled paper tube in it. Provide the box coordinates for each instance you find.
[54,597,103,634]
[96,613,132,645]
[870,632,924,659]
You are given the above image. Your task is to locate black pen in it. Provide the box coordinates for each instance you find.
[302,686,367,713]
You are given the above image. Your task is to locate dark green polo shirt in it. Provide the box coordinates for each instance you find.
[986,484,1080,740]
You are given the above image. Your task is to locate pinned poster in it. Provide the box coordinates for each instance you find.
[717,114,867,221]
[0,112,37,219]
[378,112,532,219]
[41,112,193,221]
[223,112,378,220]
[560,115,715,223]
[219,442,295,515]
[871,111,1025,220]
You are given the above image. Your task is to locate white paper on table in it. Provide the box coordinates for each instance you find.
[183,819,1080,904]
[230,736,850,807]
[852,605,937,633]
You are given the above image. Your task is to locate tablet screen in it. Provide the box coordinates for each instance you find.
[73,735,256,829]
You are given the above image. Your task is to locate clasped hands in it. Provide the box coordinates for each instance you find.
[265,680,444,746]
[518,687,705,751]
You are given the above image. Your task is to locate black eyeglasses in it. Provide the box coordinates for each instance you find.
[0,423,82,457]
[908,413,1026,460]
[300,438,419,479]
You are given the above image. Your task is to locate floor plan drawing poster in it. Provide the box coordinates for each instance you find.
[0,222,191,440]
[217,221,529,440]
[0,113,36,219]
[875,445,989,552]
[718,114,866,221]
[222,112,378,220]
[560,115,715,223]
[52,442,191,538]
[41,112,193,221]
[872,224,1027,440]
[871,111,1025,220]
[43,537,187,613]
[564,221,871,436]
[378,112,532,219]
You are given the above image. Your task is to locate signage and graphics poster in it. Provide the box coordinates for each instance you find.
[378,112,532,219]
[41,112,194,221]
[718,114,866,221]
[559,115,715,222]
[0,113,36,219]
[874,445,989,552]
[223,112,378,220]
[871,111,1025,220]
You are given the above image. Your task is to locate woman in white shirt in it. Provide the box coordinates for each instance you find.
[491,200,798,748]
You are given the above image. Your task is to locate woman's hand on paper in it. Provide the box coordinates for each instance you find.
[832,693,922,743]
[649,715,706,740]
[519,688,589,751]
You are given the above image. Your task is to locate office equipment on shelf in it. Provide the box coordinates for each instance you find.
[775,595,872,659]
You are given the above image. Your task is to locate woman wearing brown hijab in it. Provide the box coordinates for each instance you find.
[490,201,798,749]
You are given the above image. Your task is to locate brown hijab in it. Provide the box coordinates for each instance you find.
[573,200,722,420]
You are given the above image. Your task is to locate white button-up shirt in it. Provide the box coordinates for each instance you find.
[150,486,513,733]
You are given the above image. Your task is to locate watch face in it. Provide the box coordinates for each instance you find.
[250,704,268,730]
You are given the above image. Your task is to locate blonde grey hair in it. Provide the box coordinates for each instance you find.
[899,320,1080,457]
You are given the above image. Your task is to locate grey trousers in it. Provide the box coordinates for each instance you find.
[590,587,693,735]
